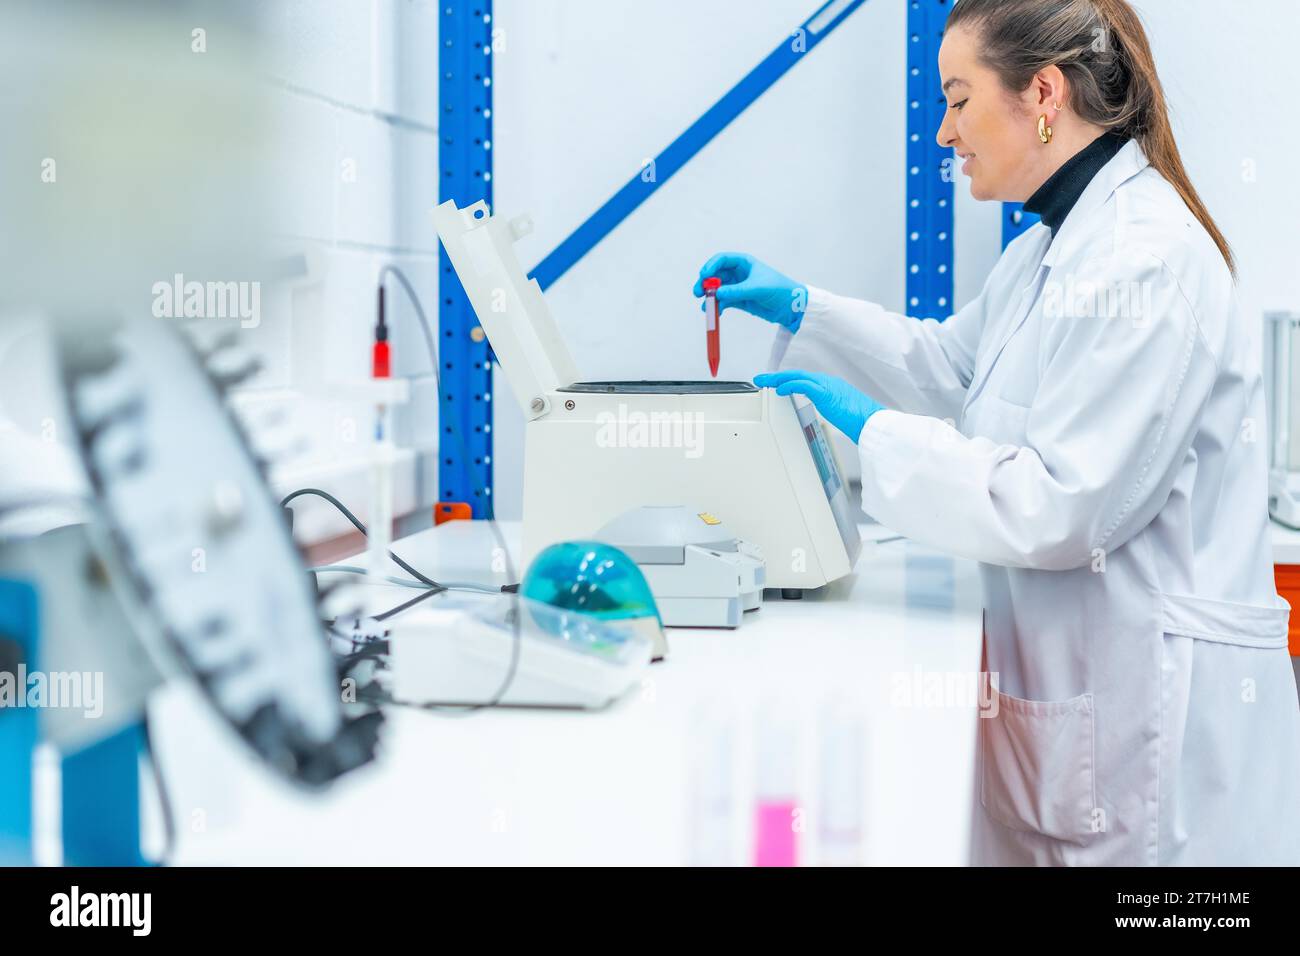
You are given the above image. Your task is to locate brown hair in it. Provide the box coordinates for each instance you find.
[947,0,1235,276]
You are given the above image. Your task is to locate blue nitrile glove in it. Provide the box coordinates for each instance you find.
[694,252,809,332]
[753,370,886,444]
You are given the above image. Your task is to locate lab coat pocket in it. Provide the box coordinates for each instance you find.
[979,686,1098,844]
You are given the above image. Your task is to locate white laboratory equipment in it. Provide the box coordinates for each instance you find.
[1266,311,1300,528]
[594,505,764,627]
[385,594,653,709]
[0,316,384,865]
[50,317,383,778]
[432,199,862,597]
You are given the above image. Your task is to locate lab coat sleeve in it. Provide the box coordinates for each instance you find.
[856,252,1216,571]
[767,284,985,420]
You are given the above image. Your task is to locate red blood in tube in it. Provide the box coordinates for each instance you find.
[703,277,722,378]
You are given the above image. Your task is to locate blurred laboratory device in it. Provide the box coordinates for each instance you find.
[387,594,654,710]
[0,317,382,865]
[386,538,661,708]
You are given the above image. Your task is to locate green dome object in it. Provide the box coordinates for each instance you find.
[521,541,662,623]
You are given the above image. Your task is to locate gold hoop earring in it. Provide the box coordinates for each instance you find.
[1038,114,1053,145]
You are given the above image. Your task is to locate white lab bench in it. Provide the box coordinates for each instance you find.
[144,520,985,866]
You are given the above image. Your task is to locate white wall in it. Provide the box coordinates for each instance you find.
[1135,0,1300,339]
[234,0,443,543]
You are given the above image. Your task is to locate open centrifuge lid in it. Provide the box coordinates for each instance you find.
[432,199,580,420]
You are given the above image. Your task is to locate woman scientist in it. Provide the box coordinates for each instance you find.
[696,0,1300,866]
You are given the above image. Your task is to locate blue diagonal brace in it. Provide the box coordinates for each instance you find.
[529,0,869,291]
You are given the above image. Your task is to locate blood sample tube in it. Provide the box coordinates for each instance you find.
[703,277,722,378]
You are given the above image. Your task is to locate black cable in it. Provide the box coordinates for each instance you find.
[337,639,390,671]
[281,487,447,591]
[379,264,438,392]
[372,585,444,622]
[379,263,495,520]
[343,518,524,716]
[315,525,519,714]
[141,715,177,866]
[283,446,523,710]
[413,605,523,714]
[336,598,521,717]
[283,487,518,598]
[465,515,523,709]
[398,513,522,716]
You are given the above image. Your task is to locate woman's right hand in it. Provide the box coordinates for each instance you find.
[693,253,809,332]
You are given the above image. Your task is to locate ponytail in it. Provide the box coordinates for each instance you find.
[948,0,1236,277]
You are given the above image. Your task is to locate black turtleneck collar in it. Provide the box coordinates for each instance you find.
[1024,131,1129,235]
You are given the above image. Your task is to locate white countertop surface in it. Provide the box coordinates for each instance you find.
[149,521,986,866]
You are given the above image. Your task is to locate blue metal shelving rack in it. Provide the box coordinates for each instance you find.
[438,1,495,518]
[906,0,954,321]
[1002,200,1040,248]
[909,1,1040,296]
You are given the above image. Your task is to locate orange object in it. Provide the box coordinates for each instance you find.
[1273,564,1300,657]
[434,502,473,525]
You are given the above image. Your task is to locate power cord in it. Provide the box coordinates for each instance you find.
[337,639,390,671]
[372,585,444,622]
[311,565,433,590]
[379,262,496,520]
[141,715,177,866]
[410,510,523,714]
[288,486,525,713]
[286,487,471,594]
[305,267,519,711]
[310,564,502,594]
[340,588,524,717]
[354,510,524,716]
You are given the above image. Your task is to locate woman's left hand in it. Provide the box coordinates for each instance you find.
[753,370,886,444]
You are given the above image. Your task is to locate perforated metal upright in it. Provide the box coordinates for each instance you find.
[1002,201,1040,248]
[439,2,495,516]
[906,0,954,321]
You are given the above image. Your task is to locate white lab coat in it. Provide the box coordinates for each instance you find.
[774,139,1300,865]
